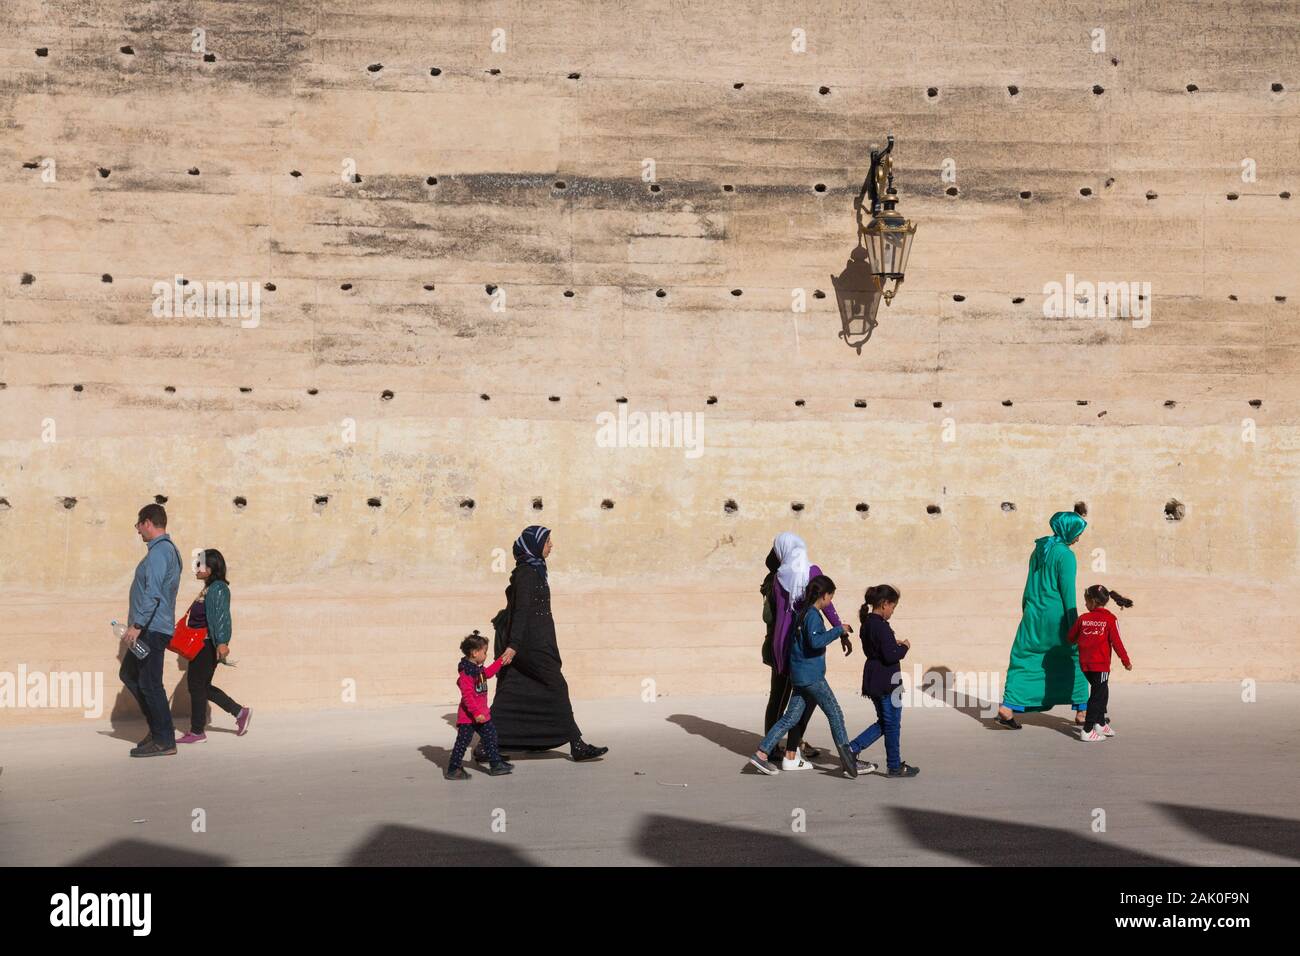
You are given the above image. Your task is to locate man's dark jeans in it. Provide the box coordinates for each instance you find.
[119,629,176,747]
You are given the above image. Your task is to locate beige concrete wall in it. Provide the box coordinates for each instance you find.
[2,1,1297,725]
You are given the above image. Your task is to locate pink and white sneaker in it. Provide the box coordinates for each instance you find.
[235,707,252,736]
[1079,726,1104,742]
[177,732,207,744]
[1099,723,1115,737]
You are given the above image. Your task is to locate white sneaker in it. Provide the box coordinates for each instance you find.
[1099,723,1115,737]
[782,753,817,770]
[1079,727,1103,742]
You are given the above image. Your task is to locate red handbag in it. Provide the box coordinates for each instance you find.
[169,601,207,661]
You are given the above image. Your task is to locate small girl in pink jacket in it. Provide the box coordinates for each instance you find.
[446,630,512,780]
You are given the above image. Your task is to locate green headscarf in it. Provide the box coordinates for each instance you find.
[1034,511,1087,560]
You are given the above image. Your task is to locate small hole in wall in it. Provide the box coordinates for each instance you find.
[352,174,362,183]
[1249,399,1262,408]
[818,86,830,95]
[794,399,805,407]
[601,499,615,510]
[706,396,717,405]
[313,495,329,513]
[1271,82,1284,93]
[932,401,943,408]
[1012,296,1025,304]
[340,283,353,291]
[1281,192,1291,199]
[178,278,189,286]
[487,68,501,76]
[1111,57,1119,66]
[1001,502,1016,512]
[723,499,738,514]
[98,167,111,178]
[1077,400,1089,406]
[164,385,175,393]
[548,395,560,402]
[1019,190,1032,199]
[615,396,628,404]
[532,497,544,511]
[485,284,497,295]
[1074,501,1088,516]
[854,399,866,408]
[926,504,941,515]
[790,502,805,513]
[1146,190,1158,200]
[187,167,200,176]
[1079,187,1092,197]
[648,183,661,193]
[655,289,667,298]
[120,45,135,55]
[952,294,965,302]
[233,496,247,510]
[459,498,475,511]
[60,497,77,509]
[1007,85,1019,96]
[367,63,383,73]
[1164,400,1177,408]
[1186,83,1199,93]
[733,82,744,90]
[563,289,574,297]
[554,180,567,190]
[367,497,382,509]
[480,393,490,401]
[307,388,319,396]
[926,87,938,98]
[722,184,734,192]
[1002,399,1013,406]
[1092,84,1104,95]
[154,494,168,505]
[264,282,276,291]
[1276,296,1288,303]
[814,183,826,193]
[813,289,825,299]
[1227,192,1239,201]
[426,176,438,185]
[36,48,49,57]
[423,284,435,291]
[946,186,958,196]
[568,72,581,80]
[1105,177,1115,188]
[380,390,394,401]
[855,502,869,514]
[239,386,252,393]
[429,67,442,76]
[203,53,216,63]
[22,161,38,169]
[730,289,743,296]
[290,169,302,178]
[1228,294,1238,301]
[73,384,84,392]
[21,273,35,285]
[0,498,9,510]
[1164,498,1185,521]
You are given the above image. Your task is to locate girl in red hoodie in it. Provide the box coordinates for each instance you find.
[446,630,512,779]
[1068,585,1134,742]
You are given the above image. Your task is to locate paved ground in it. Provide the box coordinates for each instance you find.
[2,683,1298,866]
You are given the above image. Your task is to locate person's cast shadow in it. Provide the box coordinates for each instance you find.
[102,646,221,742]
[922,664,1081,738]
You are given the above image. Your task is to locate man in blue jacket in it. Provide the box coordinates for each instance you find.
[120,503,182,756]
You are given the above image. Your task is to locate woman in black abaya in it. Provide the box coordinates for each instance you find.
[485,526,608,762]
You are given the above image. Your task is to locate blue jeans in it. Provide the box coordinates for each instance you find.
[849,693,902,771]
[118,629,176,747]
[758,678,847,755]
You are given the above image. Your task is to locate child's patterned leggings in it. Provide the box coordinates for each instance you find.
[449,719,500,770]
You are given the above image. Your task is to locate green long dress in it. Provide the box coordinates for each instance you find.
[1003,512,1090,711]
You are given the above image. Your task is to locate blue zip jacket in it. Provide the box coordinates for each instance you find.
[789,605,844,686]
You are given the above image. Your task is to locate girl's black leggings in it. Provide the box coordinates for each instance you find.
[187,642,242,734]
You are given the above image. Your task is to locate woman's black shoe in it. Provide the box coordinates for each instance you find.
[474,747,513,768]
[445,767,470,780]
[995,715,1022,729]
[571,741,609,761]
[836,744,859,778]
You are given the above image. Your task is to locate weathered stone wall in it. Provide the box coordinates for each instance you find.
[2,1,1297,724]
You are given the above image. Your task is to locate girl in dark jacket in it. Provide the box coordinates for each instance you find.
[847,585,919,777]
[484,526,608,762]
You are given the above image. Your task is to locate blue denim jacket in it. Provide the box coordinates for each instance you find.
[129,533,182,637]
[789,606,844,686]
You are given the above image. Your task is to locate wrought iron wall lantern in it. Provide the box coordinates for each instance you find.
[833,134,917,352]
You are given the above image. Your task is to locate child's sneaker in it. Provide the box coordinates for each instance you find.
[1079,726,1104,742]
[488,762,513,776]
[1099,723,1115,737]
[176,732,206,744]
[444,766,470,780]
[886,762,920,778]
[749,752,780,775]
[782,752,817,771]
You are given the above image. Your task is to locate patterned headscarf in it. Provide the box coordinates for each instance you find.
[513,525,551,583]
[1035,511,1087,561]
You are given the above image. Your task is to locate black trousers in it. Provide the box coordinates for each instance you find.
[118,629,175,746]
[1083,670,1110,731]
[765,665,813,754]
[187,642,243,734]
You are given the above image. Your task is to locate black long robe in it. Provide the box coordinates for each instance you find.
[490,564,582,749]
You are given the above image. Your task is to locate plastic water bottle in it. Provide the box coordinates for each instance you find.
[112,619,149,660]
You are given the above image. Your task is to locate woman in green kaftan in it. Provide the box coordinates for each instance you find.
[994,511,1090,729]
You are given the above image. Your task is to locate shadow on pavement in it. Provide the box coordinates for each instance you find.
[634,813,854,866]
[922,665,1078,737]
[891,807,1184,866]
[666,714,762,758]
[1155,803,1300,862]
[343,824,535,866]
[66,839,230,866]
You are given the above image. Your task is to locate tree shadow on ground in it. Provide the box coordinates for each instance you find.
[891,807,1184,866]
[66,839,230,866]
[342,823,535,866]
[1155,803,1300,863]
[634,813,855,866]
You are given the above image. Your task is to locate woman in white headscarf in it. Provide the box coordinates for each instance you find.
[760,532,852,769]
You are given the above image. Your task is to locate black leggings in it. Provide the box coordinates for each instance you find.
[1083,671,1110,732]
[186,642,243,734]
[765,665,814,754]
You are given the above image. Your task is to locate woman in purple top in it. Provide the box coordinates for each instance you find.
[761,532,852,769]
